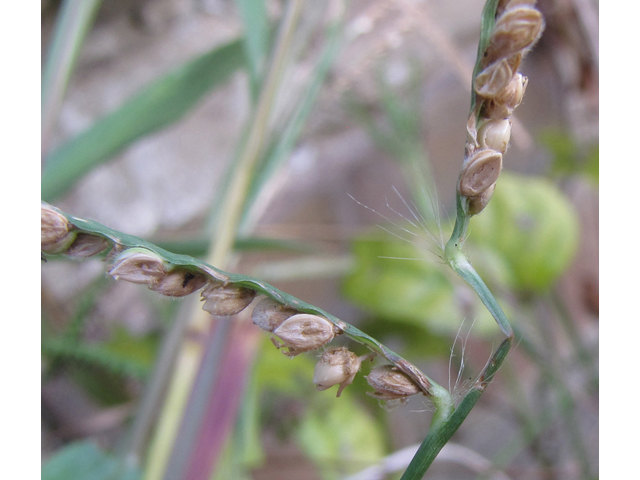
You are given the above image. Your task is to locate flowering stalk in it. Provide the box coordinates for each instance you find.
[400,1,544,477]
[41,202,449,407]
[445,0,543,338]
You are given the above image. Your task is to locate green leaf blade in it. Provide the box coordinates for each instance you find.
[42,38,246,201]
[42,441,141,480]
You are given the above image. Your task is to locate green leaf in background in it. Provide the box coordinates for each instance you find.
[102,326,159,372]
[42,38,246,201]
[469,172,579,291]
[238,13,345,232]
[464,243,518,292]
[584,146,599,184]
[540,130,599,184]
[254,336,316,396]
[252,339,386,480]
[296,395,386,480]
[356,317,451,360]
[42,441,141,480]
[152,236,315,259]
[234,0,270,100]
[342,236,499,337]
[42,324,157,406]
[41,0,103,154]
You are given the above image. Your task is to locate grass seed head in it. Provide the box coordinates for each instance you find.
[201,283,256,316]
[41,204,76,254]
[313,347,362,397]
[272,313,335,357]
[365,365,421,401]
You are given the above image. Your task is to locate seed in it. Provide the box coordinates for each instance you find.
[272,313,335,357]
[481,74,528,119]
[252,297,298,332]
[41,204,76,254]
[477,119,512,153]
[201,283,256,316]
[488,6,544,60]
[108,248,166,286]
[468,182,497,216]
[151,269,208,297]
[313,347,362,397]
[458,150,503,197]
[65,234,109,259]
[474,57,516,99]
[365,365,421,401]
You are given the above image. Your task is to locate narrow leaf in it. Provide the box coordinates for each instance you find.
[42,0,103,155]
[42,38,245,201]
[234,0,270,100]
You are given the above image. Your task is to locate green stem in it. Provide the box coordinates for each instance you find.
[141,3,308,479]
[209,0,304,267]
[122,303,193,467]
[445,201,513,338]
[401,337,511,480]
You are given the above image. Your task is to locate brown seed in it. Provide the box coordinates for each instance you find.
[272,313,335,357]
[108,248,166,286]
[41,204,76,254]
[481,73,528,119]
[151,269,208,297]
[459,150,503,197]
[365,365,421,401]
[468,182,497,216]
[477,119,512,153]
[252,297,298,332]
[313,347,362,397]
[201,283,256,316]
[487,6,544,61]
[65,234,109,259]
[474,58,516,99]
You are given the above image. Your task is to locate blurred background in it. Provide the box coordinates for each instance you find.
[41,1,598,479]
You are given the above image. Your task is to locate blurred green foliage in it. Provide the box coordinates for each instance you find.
[42,38,246,201]
[470,172,579,292]
[342,171,579,348]
[42,441,141,480]
[253,336,387,480]
[342,235,502,339]
[297,395,387,480]
[541,130,599,184]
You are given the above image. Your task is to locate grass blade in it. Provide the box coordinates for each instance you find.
[234,0,270,100]
[239,13,345,231]
[41,38,246,201]
[41,0,103,157]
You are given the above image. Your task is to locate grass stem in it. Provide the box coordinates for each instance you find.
[141,3,305,479]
